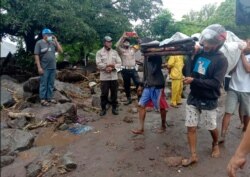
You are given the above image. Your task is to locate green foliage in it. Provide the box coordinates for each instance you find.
[135,9,179,40]
[14,49,36,73]
[178,0,250,38]
[209,0,250,38]
[1,0,162,52]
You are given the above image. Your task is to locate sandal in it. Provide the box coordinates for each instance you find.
[41,100,50,106]
[48,99,57,104]
[182,156,198,167]
[131,129,144,135]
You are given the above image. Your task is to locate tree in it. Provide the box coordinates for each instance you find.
[209,0,250,38]
[135,9,178,40]
[1,0,163,54]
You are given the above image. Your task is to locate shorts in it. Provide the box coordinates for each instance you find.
[225,89,250,116]
[139,87,168,110]
[185,104,217,130]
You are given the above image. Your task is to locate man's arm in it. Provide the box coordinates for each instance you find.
[184,57,228,89]
[227,123,250,177]
[241,53,250,73]
[53,36,63,53]
[114,51,122,69]
[34,55,43,75]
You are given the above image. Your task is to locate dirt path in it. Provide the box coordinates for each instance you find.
[37,93,250,177]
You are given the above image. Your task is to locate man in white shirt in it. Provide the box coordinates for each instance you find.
[96,36,122,116]
[220,39,250,143]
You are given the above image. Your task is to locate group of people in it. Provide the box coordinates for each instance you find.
[34,26,250,176]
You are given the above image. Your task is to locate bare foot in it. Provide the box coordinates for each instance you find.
[182,155,198,167]
[156,127,166,134]
[211,144,220,158]
[131,129,144,135]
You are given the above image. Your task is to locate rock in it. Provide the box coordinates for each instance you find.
[91,95,100,108]
[21,103,76,120]
[62,153,77,170]
[123,116,134,123]
[1,129,35,154]
[26,163,42,177]
[0,88,16,107]
[53,90,71,103]
[164,156,183,167]
[55,80,85,98]
[6,117,28,129]
[21,146,54,159]
[1,155,15,167]
[23,77,40,94]
[1,161,27,177]
[57,69,85,83]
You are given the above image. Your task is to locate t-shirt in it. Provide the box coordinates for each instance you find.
[190,51,228,100]
[34,39,57,69]
[229,54,250,92]
[117,47,136,67]
[143,56,165,88]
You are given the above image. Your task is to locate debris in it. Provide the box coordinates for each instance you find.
[62,152,77,170]
[8,112,35,119]
[23,120,47,130]
[123,116,134,123]
[68,124,93,135]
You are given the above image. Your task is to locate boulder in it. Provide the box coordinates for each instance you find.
[21,103,76,120]
[0,87,16,107]
[1,155,15,167]
[1,129,35,154]
[57,69,86,83]
[23,77,40,94]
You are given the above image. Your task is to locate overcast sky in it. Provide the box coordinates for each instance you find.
[162,0,226,20]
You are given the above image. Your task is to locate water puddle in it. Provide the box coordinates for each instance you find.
[34,128,80,147]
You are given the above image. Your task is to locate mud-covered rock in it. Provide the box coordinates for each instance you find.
[23,77,40,94]
[1,155,15,167]
[1,129,35,154]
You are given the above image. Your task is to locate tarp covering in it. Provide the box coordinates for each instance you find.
[1,38,18,57]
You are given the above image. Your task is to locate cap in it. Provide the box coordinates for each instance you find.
[200,24,226,46]
[42,28,54,35]
[104,36,112,42]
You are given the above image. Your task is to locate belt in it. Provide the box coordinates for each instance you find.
[121,66,136,69]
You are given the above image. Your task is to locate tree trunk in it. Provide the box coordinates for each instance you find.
[24,31,36,53]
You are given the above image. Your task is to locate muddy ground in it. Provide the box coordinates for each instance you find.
[29,91,250,177]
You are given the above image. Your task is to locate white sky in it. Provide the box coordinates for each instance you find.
[162,0,226,21]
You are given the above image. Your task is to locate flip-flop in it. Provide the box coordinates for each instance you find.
[48,99,57,104]
[41,100,50,106]
[131,129,144,135]
[46,115,57,122]
[182,157,198,167]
